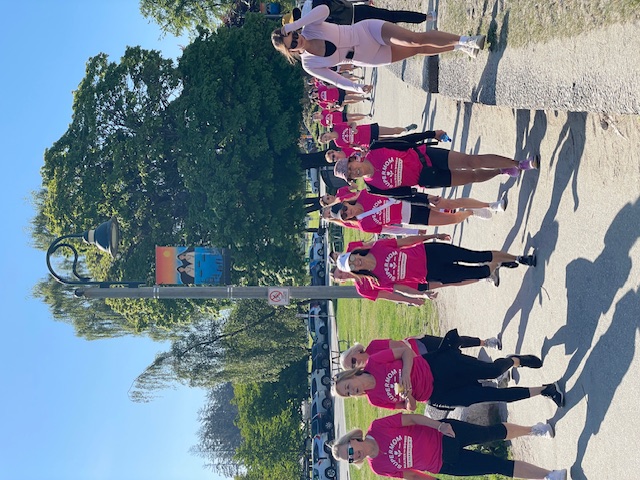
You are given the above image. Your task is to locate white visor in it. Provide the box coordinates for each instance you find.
[336,253,352,272]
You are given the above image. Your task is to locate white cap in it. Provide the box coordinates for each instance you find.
[336,253,352,272]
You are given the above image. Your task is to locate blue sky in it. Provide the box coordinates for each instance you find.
[1,2,226,479]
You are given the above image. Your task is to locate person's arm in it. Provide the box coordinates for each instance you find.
[380,226,421,236]
[393,284,437,300]
[404,469,438,480]
[395,233,450,248]
[377,290,425,306]
[365,182,417,199]
[283,4,330,33]
[304,64,369,93]
[388,347,415,394]
[401,413,455,437]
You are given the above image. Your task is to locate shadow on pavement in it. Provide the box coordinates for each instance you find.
[498,112,587,350]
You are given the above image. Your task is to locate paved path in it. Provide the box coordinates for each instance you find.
[355,63,640,479]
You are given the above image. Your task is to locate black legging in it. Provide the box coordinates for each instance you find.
[438,420,515,477]
[304,197,321,214]
[426,349,530,408]
[424,243,493,284]
[353,5,427,24]
[415,334,481,354]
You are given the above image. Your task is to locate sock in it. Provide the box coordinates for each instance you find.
[459,35,470,45]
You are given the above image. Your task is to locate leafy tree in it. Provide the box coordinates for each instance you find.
[140,0,227,36]
[36,14,307,332]
[174,15,306,286]
[128,300,308,401]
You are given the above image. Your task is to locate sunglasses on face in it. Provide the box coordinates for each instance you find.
[289,31,299,49]
[351,357,357,367]
[347,443,355,463]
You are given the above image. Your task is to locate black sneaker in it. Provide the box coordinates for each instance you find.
[500,261,519,269]
[542,381,565,408]
[517,254,537,267]
[405,123,418,132]
[508,354,543,368]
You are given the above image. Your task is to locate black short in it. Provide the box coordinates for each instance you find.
[337,89,346,105]
[409,204,431,225]
[418,147,452,187]
[369,123,379,141]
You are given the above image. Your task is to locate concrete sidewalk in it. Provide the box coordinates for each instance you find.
[357,63,640,479]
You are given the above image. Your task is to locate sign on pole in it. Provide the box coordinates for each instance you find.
[268,287,290,306]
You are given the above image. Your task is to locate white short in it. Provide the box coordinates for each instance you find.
[351,20,392,66]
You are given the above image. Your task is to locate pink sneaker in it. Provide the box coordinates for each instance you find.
[519,154,540,171]
[500,167,520,177]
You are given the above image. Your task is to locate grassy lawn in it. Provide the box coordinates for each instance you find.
[333,229,507,480]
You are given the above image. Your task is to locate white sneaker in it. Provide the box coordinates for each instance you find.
[545,469,567,480]
[460,34,486,50]
[531,422,555,439]
[426,10,437,23]
[493,368,511,385]
[489,198,507,212]
[455,44,479,58]
[470,208,492,220]
[484,337,502,350]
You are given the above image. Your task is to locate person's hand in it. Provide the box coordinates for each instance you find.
[438,422,455,438]
[424,291,438,300]
[436,233,451,241]
[434,130,446,140]
[362,84,373,93]
[405,394,417,411]
[429,195,441,206]
[400,370,412,395]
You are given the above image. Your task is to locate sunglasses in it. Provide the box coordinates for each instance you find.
[351,357,357,367]
[347,443,355,463]
[289,31,299,49]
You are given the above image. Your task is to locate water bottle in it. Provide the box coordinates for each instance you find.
[440,133,451,142]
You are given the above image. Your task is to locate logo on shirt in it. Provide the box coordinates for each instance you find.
[371,199,390,226]
[320,91,327,101]
[380,157,403,188]
[383,251,408,282]
[387,435,413,469]
[341,128,354,145]
[384,368,401,401]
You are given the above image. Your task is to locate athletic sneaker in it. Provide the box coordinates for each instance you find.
[500,167,520,177]
[426,10,437,23]
[493,368,511,384]
[405,123,418,132]
[470,208,492,220]
[460,34,486,50]
[508,354,543,368]
[484,337,502,350]
[517,254,537,267]
[500,261,519,269]
[455,44,479,59]
[545,469,567,480]
[519,154,540,171]
[531,422,555,439]
[542,381,565,408]
[489,268,500,287]
[489,198,507,212]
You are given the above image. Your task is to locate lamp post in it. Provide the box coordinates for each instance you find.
[45,217,144,288]
[46,218,359,300]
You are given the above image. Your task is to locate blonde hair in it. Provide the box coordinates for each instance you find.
[331,429,365,464]
[271,28,299,64]
[340,342,364,370]
[332,367,366,397]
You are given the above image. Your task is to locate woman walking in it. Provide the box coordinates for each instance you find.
[320,121,419,151]
[331,414,567,479]
[313,109,369,128]
[333,235,536,301]
[332,344,564,411]
[272,4,485,92]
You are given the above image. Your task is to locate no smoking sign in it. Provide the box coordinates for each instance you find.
[268,287,290,306]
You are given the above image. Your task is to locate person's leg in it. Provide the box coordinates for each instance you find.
[346,113,368,122]
[381,22,460,48]
[433,383,534,407]
[433,196,491,210]
[490,250,519,264]
[430,349,515,382]
[426,242,493,266]
[299,151,332,169]
[389,44,455,62]
[448,150,518,170]
[425,209,473,226]
[354,4,427,24]
[448,169,504,186]
[378,126,408,137]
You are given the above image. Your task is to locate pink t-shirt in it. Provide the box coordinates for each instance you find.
[345,240,383,301]
[320,110,343,127]
[318,85,340,104]
[366,338,421,356]
[367,413,444,478]
[364,349,434,409]
[352,190,403,234]
[333,123,372,149]
[366,239,428,291]
[335,186,356,203]
[364,145,430,190]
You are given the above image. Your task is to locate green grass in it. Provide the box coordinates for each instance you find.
[438,0,640,48]
[334,230,508,480]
